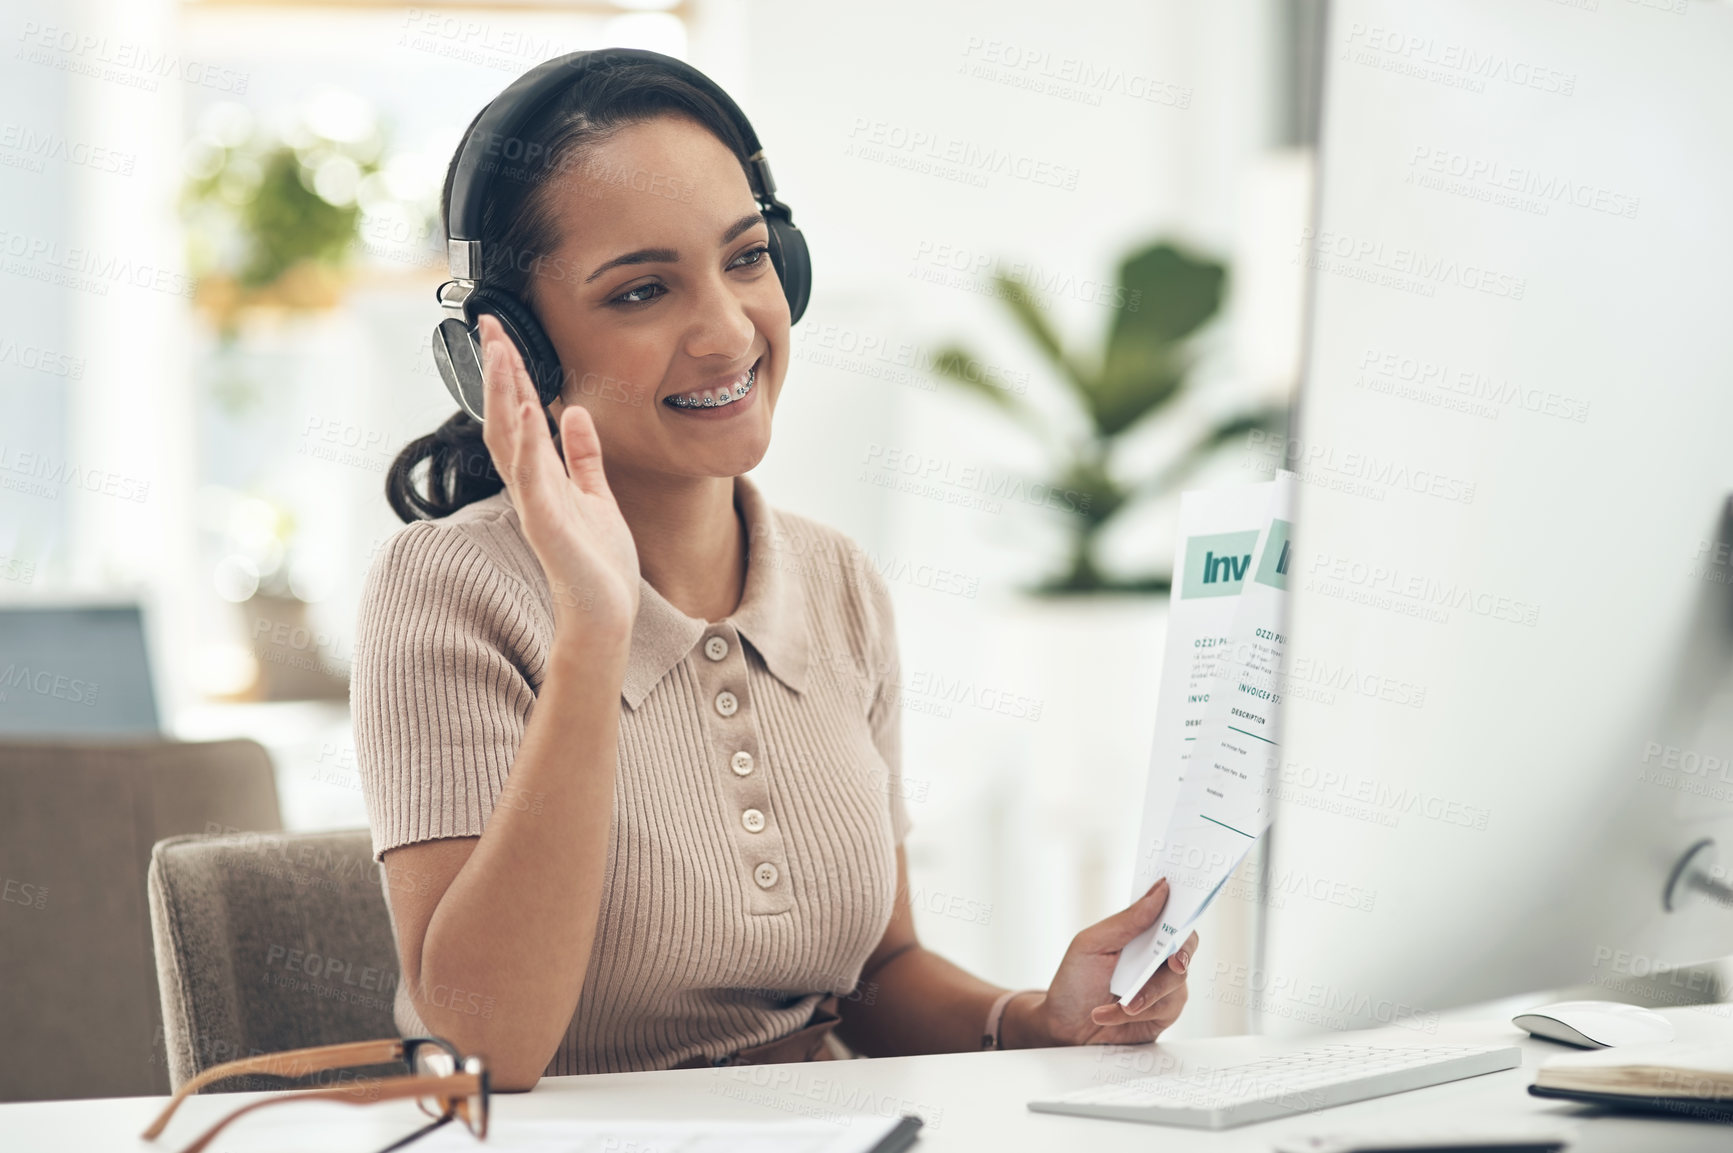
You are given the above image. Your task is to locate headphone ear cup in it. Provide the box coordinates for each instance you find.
[765,215,811,326]
[467,286,566,408]
[432,314,486,421]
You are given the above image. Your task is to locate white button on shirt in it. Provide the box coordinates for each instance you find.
[704,636,728,661]
[741,808,766,833]
[730,750,754,776]
[754,862,779,888]
[714,690,738,717]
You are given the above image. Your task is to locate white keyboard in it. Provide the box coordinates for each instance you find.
[1028,1042,1524,1130]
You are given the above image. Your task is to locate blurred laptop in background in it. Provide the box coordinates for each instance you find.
[0,604,161,738]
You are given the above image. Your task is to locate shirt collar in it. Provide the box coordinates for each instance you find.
[619,474,810,711]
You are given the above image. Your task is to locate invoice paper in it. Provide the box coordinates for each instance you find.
[1124,479,1277,902]
[1111,470,1294,1001]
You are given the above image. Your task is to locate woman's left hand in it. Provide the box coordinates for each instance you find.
[1013,877,1199,1046]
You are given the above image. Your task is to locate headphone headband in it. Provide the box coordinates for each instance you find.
[445,48,787,277]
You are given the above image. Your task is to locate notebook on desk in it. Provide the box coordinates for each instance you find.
[1528,1041,1733,1122]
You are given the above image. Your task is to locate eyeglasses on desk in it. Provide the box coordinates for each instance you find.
[140,1035,489,1153]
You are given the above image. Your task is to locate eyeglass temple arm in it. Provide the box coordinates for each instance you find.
[164,1072,480,1153]
[140,1038,407,1138]
[374,1110,457,1153]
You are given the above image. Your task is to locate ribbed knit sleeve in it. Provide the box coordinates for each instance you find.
[861,562,912,844]
[351,519,543,861]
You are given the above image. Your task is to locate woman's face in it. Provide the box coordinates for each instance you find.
[528,114,790,483]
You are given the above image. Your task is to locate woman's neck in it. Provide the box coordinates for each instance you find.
[608,471,746,624]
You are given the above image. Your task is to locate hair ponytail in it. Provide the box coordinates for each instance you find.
[385,408,563,523]
[385,411,499,523]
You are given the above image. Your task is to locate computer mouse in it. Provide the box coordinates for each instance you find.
[1511,1000,1675,1048]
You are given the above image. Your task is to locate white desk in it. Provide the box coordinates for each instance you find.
[9,1007,1733,1152]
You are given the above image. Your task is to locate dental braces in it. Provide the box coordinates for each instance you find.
[666,365,756,409]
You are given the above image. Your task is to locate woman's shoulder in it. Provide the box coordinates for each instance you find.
[760,503,862,559]
[361,492,547,624]
[756,502,897,635]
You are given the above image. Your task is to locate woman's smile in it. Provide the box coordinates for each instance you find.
[661,356,762,418]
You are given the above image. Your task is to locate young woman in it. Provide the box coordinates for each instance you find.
[355,50,1197,1090]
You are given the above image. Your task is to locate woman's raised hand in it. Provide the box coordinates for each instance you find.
[477,314,641,636]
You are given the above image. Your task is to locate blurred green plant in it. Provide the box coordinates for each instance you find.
[932,240,1287,595]
[180,97,385,336]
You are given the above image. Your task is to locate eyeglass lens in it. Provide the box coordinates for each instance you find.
[409,1042,458,1121]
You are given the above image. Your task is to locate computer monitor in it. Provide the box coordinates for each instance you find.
[1260,0,1733,1029]
[0,604,162,737]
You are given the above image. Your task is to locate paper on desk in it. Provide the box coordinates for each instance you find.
[414,1114,912,1152]
[1111,471,1294,1002]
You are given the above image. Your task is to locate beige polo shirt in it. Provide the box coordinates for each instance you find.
[351,475,911,1074]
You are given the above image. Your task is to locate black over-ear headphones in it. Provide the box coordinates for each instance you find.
[430,48,812,421]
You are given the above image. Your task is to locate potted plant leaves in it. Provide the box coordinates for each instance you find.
[930,239,1286,595]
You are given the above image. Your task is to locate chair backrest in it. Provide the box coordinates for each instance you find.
[0,738,282,1102]
[147,828,403,1092]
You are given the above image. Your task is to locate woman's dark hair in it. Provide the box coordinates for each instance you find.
[385,57,756,523]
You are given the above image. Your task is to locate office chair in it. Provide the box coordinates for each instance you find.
[0,738,282,1101]
[147,829,403,1092]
